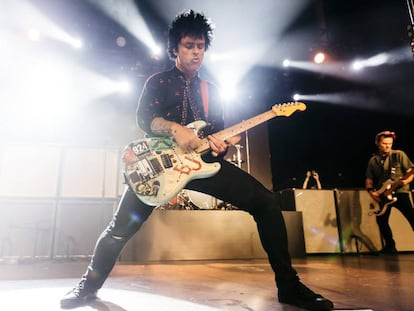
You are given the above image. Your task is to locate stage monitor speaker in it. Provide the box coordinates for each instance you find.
[335,189,381,253]
[53,200,116,257]
[120,210,305,262]
[0,199,55,258]
[279,189,340,254]
[388,197,414,251]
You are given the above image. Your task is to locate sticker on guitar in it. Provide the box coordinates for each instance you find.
[122,102,306,206]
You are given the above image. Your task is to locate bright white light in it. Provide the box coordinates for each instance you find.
[0,28,133,140]
[220,87,236,101]
[27,28,40,41]
[351,60,363,71]
[1,1,141,142]
[283,59,290,67]
[71,38,83,49]
[293,94,300,101]
[290,92,381,110]
[151,44,162,56]
[366,53,389,66]
[117,81,132,93]
[313,52,325,64]
[1,54,80,140]
[23,62,76,121]
[351,53,389,71]
[206,44,270,100]
[209,53,219,62]
[0,287,223,311]
[274,59,355,82]
[150,44,163,60]
[219,80,237,101]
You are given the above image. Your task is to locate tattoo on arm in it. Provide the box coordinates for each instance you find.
[150,117,177,136]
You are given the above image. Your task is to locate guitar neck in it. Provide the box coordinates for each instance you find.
[195,109,278,154]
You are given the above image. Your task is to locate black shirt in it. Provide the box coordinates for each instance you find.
[136,67,224,138]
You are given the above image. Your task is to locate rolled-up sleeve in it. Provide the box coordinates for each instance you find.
[136,73,165,135]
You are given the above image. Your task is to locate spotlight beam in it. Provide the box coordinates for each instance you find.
[284,46,412,85]
[89,0,160,55]
[4,0,83,48]
[295,92,381,111]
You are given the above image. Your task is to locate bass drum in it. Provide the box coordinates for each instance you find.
[186,190,222,210]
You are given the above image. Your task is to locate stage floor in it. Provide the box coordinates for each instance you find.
[0,253,413,311]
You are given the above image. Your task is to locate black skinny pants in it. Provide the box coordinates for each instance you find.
[376,192,414,248]
[82,158,299,290]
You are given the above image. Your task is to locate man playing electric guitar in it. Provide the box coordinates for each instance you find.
[61,10,333,310]
[365,130,414,254]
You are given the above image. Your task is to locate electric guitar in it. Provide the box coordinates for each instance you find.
[369,168,414,216]
[122,102,306,206]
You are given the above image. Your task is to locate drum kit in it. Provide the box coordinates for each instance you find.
[158,189,233,210]
[157,144,244,210]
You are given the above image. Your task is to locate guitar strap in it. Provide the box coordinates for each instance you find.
[390,152,398,180]
[200,80,209,118]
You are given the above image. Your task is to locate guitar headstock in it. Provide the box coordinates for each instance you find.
[271,102,307,117]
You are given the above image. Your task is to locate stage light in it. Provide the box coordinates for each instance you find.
[351,60,363,71]
[204,47,259,102]
[149,43,163,60]
[216,73,238,101]
[220,82,237,101]
[313,52,326,64]
[289,92,383,112]
[151,44,162,56]
[13,2,85,50]
[350,53,389,71]
[283,59,291,67]
[293,94,300,101]
[116,80,132,93]
[27,28,40,41]
[116,36,127,47]
[70,38,82,49]
[90,0,162,58]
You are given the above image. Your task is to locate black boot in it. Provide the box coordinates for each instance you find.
[379,245,397,254]
[278,282,334,310]
[60,278,98,309]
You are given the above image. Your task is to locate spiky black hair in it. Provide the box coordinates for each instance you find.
[167,10,214,60]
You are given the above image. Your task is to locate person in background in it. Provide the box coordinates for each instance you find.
[365,130,414,254]
[303,170,322,190]
[60,10,334,310]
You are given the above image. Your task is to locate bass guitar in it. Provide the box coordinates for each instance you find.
[369,168,414,216]
[122,102,306,206]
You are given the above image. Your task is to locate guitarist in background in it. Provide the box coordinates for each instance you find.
[365,130,414,254]
[61,9,333,310]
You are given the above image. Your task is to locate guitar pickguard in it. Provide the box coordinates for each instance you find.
[123,136,220,206]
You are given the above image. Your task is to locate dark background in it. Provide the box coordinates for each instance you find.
[268,0,414,189]
[22,0,414,190]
